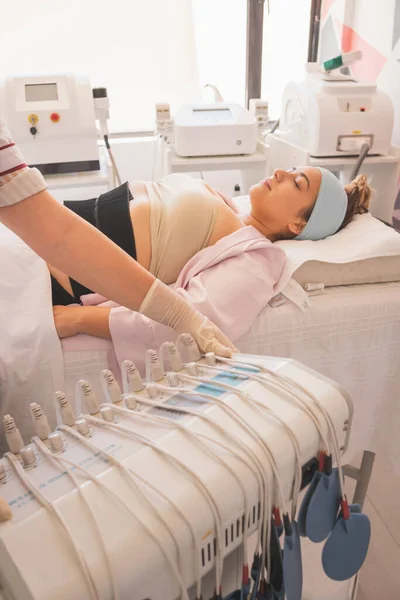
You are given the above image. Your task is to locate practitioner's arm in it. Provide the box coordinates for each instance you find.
[0,119,236,357]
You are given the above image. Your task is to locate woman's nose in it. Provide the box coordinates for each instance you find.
[273,169,289,181]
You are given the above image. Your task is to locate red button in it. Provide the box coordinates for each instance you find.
[50,113,60,123]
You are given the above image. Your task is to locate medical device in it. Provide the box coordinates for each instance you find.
[279,67,393,158]
[0,74,100,175]
[0,343,354,600]
[266,62,400,224]
[172,103,258,157]
[249,98,269,139]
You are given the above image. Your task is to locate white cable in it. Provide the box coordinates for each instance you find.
[106,145,122,187]
[133,387,273,583]
[196,364,307,517]
[60,425,191,600]
[5,452,100,600]
[125,392,267,557]
[109,402,254,561]
[171,372,295,579]
[201,362,331,455]
[72,416,226,593]
[78,415,227,589]
[32,437,119,600]
[218,357,346,496]
[202,84,224,103]
[31,435,189,600]
[172,374,287,511]
[214,358,331,453]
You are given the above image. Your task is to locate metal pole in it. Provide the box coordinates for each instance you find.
[245,0,265,107]
[307,0,322,62]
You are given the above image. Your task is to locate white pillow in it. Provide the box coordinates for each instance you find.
[233,195,400,287]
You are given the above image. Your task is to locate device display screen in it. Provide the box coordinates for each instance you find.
[25,83,58,102]
[192,108,232,123]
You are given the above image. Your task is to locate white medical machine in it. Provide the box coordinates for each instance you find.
[267,64,400,224]
[172,103,258,157]
[0,342,355,600]
[0,74,103,176]
[280,70,393,158]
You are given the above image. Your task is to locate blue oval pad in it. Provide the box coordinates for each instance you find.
[306,468,340,542]
[322,512,371,581]
[297,471,322,537]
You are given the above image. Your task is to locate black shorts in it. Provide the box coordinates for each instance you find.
[51,182,136,306]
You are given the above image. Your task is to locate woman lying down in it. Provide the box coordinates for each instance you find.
[52,168,371,367]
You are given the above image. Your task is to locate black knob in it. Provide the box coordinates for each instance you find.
[92,87,108,99]
[30,126,37,135]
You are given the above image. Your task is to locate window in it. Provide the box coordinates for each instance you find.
[191,0,247,106]
[261,0,311,119]
[1,0,201,132]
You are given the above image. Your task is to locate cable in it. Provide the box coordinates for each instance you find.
[350,142,370,180]
[172,374,287,511]
[202,84,224,103]
[32,434,191,600]
[196,366,304,520]
[269,119,280,134]
[32,437,119,600]
[5,451,100,600]
[60,425,191,600]
[110,402,255,562]
[170,371,303,577]
[143,382,279,584]
[103,134,122,187]
[213,358,331,453]
[99,394,271,588]
[217,357,346,498]
[123,392,267,551]
[76,417,226,593]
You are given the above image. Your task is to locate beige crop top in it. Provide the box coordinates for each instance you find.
[143,174,220,284]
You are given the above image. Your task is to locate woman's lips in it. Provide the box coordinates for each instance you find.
[263,179,271,191]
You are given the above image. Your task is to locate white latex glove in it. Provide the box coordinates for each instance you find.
[140,279,237,357]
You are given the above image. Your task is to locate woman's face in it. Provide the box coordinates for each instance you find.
[249,167,322,238]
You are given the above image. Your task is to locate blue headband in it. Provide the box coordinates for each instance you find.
[295,168,348,241]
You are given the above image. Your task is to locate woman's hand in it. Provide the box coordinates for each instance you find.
[53,305,82,338]
[53,305,112,340]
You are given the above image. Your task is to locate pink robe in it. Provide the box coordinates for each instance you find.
[81,226,286,374]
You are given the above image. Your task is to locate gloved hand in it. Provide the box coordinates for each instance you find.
[0,118,46,205]
[140,279,238,357]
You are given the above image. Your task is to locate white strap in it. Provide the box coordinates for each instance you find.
[280,278,311,312]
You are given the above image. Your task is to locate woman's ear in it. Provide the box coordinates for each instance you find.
[288,219,306,236]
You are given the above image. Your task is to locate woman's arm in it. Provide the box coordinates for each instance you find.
[53,305,111,339]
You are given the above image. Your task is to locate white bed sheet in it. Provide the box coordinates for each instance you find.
[236,282,400,468]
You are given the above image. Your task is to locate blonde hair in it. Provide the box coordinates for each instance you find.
[340,174,373,231]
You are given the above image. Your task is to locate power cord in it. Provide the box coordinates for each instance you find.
[350,142,370,180]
